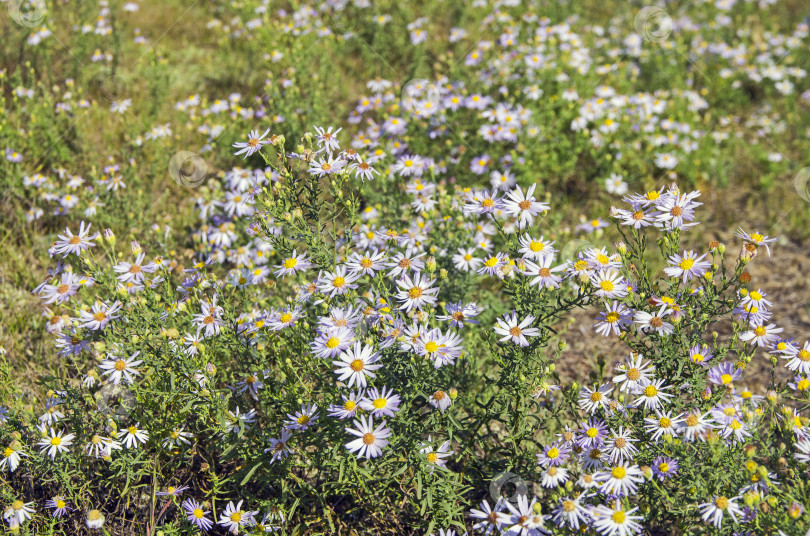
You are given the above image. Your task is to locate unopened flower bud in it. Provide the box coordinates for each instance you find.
[426,256,437,273]
[102,228,115,245]
[130,240,142,255]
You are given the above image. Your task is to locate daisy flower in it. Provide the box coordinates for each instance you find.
[79,300,122,330]
[264,429,293,464]
[594,301,632,337]
[314,125,342,152]
[470,499,508,535]
[37,428,75,459]
[502,495,551,535]
[596,462,644,496]
[537,442,572,468]
[274,250,313,278]
[590,270,628,299]
[121,424,149,448]
[284,403,319,431]
[592,501,643,536]
[579,383,613,414]
[794,438,810,464]
[1,441,27,472]
[634,305,674,335]
[182,499,213,531]
[52,221,98,257]
[452,247,483,272]
[740,323,784,347]
[359,386,401,418]
[655,190,701,230]
[605,427,639,463]
[699,496,742,529]
[463,189,503,215]
[318,266,359,298]
[345,416,391,459]
[518,234,556,261]
[328,390,363,420]
[708,362,743,386]
[45,496,71,517]
[644,410,684,442]
[652,456,680,480]
[436,301,481,328]
[781,341,810,374]
[4,500,35,525]
[502,184,550,227]
[332,342,382,388]
[664,250,711,282]
[493,311,540,346]
[395,272,439,311]
[428,389,453,413]
[735,228,777,257]
[218,500,257,534]
[233,128,270,160]
[310,326,355,359]
[523,256,565,289]
[612,354,655,393]
[346,249,386,277]
[577,418,608,449]
[419,437,453,472]
[631,379,673,410]
[99,351,143,385]
[688,344,714,365]
[552,495,590,531]
[540,466,570,488]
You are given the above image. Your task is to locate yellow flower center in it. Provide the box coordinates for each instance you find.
[644,385,658,397]
[715,497,729,509]
[611,467,626,479]
[424,341,438,353]
[326,337,340,349]
[612,511,625,523]
[678,258,694,270]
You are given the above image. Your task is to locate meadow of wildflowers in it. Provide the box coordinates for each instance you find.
[1,0,810,534]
